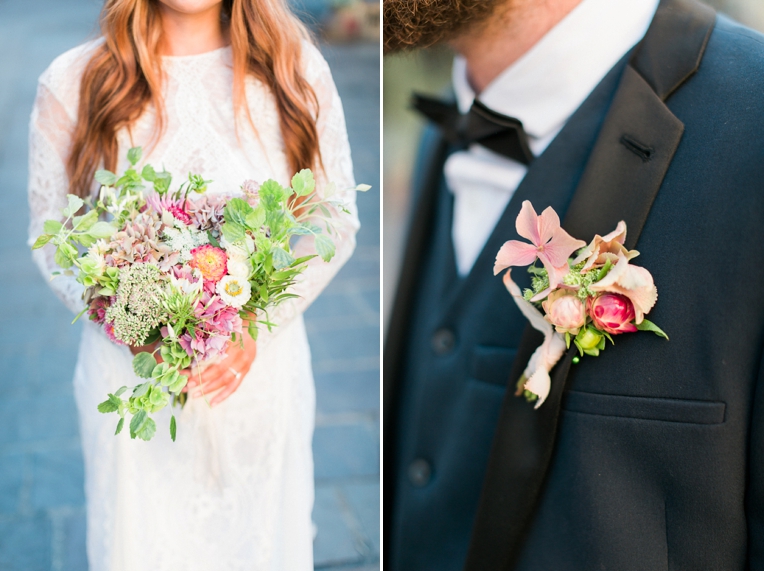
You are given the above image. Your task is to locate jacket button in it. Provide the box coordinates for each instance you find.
[408,459,432,487]
[431,328,456,355]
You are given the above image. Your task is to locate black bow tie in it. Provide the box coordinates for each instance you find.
[412,93,535,166]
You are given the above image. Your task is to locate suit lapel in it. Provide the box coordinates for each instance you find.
[463,1,715,570]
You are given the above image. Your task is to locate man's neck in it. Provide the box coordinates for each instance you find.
[451,0,584,94]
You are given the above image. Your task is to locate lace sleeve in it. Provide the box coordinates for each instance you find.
[256,45,360,349]
[27,80,85,314]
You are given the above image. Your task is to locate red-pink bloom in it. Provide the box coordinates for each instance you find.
[587,293,638,335]
[542,290,586,334]
[589,252,658,323]
[88,297,111,325]
[494,201,586,296]
[189,244,228,283]
[144,192,193,226]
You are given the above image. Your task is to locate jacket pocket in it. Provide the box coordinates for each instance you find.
[562,390,726,425]
[468,346,518,388]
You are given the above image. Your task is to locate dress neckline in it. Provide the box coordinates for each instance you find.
[160,45,231,62]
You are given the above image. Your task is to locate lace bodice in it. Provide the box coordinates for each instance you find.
[28,40,359,347]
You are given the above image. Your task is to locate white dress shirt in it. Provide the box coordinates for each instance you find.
[446,0,660,276]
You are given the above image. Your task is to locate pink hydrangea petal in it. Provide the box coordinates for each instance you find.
[515,201,542,245]
[493,240,539,275]
[542,227,587,268]
[600,220,628,246]
[536,206,563,245]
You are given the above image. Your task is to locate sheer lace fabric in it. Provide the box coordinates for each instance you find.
[27,41,358,571]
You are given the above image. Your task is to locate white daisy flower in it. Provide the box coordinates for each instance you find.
[217,275,252,308]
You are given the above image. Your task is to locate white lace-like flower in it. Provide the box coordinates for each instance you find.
[162,226,209,262]
[216,275,251,308]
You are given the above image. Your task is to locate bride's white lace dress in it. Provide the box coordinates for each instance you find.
[27,41,358,571]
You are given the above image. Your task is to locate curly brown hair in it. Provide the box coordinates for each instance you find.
[383,0,503,53]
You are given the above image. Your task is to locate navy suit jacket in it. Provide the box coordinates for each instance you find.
[384,1,764,570]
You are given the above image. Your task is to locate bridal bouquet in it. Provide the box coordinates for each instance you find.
[32,147,368,441]
[494,201,667,408]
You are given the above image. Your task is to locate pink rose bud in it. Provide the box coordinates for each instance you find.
[587,293,638,335]
[542,290,586,334]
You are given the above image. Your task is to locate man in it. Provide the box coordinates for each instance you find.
[384,0,764,569]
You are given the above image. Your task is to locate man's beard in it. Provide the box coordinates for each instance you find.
[383,0,504,53]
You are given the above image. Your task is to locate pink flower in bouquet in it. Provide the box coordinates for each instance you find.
[143,192,193,226]
[103,321,126,345]
[571,220,639,272]
[589,252,658,323]
[587,293,638,334]
[186,194,227,233]
[189,245,228,282]
[88,296,111,325]
[494,201,586,297]
[542,290,586,334]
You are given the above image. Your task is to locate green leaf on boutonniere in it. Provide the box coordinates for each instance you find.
[595,258,613,282]
[636,319,669,340]
[115,417,124,435]
[170,415,177,442]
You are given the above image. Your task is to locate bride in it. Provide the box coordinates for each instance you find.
[27,0,359,569]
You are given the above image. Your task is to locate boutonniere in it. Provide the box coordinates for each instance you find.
[493,201,667,408]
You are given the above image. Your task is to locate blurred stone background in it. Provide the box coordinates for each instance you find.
[382,0,764,328]
[0,0,379,570]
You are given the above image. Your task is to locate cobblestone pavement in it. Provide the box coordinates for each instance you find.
[0,1,380,570]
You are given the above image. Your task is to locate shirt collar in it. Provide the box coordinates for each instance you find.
[453,0,660,141]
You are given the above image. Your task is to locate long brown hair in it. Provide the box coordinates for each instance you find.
[67,0,321,198]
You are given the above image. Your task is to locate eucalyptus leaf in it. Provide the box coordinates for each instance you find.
[133,352,157,378]
[115,417,124,435]
[170,415,177,442]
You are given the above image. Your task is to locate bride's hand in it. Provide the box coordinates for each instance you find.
[182,332,257,407]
